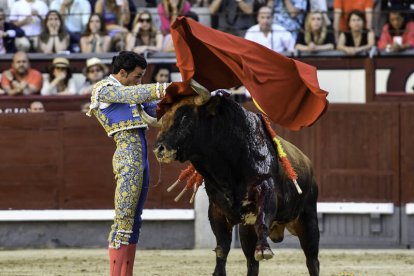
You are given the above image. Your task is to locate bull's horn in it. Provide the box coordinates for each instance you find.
[190,79,211,106]
[137,105,163,127]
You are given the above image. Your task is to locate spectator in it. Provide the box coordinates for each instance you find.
[50,0,92,51]
[252,0,274,14]
[91,0,137,28]
[80,13,111,53]
[295,11,335,53]
[126,10,163,54]
[337,10,375,56]
[38,10,70,54]
[95,0,130,35]
[308,0,331,25]
[41,57,77,95]
[95,0,130,51]
[272,0,307,41]
[80,57,108,95]
[28,101,45,112]
[382,0,414,20]
[9,0,49,51]
[150,64,172,83]
[0,8,25,53]
[209,0,254,36]
[0,51,43,96]
[377,10,414,52]
[244,6,295,52]
[158,0,192,35]
[333,0,374,41]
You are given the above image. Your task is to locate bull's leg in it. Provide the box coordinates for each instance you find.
[239,224,259,276]
[294,188,320,276]
[208,202,233,276]
[253,180,275,261]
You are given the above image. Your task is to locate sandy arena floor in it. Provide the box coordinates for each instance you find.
[0,248,413,276]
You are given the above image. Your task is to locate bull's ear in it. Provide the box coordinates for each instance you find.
[205,97,220,116]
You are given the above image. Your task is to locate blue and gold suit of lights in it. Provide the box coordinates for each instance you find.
[87,75,166,248]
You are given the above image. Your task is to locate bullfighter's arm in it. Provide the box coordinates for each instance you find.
[96,83,168,104]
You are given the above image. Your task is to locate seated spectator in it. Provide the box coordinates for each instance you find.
[28,101,45,112]
[95,0,130,51]
[308,0,331,26]
[126,10,163,54]
[0,8,25,53]
[151,64,172,83]
[158,0,192,35]
[295,11,335,53]
[50,0,91,52]
[333,0,374,41]
[336,10,375,56]
[38,10,70,54]
[80,13,111,53]
[244,6,295,53]
[252,0,273,14]
[209,0,254,36]
[41,57,77,96]
[377,10,414,52]
[9,0,49,52]
[80,57,108,95]
[0,51,43,96]
[272,0,307,41]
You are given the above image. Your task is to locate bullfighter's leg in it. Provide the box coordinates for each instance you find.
[239,224,259,276]
[253,180,275,261]
[293,185,320,276]
[108,130,149,276]
[208,202,233,276]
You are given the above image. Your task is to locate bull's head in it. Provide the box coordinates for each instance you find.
[153,79,211,163]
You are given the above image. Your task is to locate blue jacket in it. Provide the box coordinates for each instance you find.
[87,75,166,136]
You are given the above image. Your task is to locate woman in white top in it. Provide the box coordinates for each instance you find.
[125,10,163,54]
[38,10,70,54]
[41,57,77,95]
[80,13,111,53]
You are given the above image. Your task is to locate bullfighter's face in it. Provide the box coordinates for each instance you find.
[120,67,146,86]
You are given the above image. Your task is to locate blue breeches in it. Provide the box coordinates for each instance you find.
[108,128,149,248]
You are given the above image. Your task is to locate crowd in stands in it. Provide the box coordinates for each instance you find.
[0,0,414,107]
[0,0,413,55]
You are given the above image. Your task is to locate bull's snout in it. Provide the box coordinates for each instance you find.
[153,143,177,163]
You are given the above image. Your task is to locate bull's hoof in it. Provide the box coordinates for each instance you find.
[254,246,274,261]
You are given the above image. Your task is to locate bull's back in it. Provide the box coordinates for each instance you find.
[272,136,317,223]
[278,136,313,180]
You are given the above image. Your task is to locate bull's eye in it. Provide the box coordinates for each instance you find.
[179,115,187,125]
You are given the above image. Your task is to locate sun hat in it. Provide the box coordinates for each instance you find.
[83,57,108,76]
[52,57,70,68]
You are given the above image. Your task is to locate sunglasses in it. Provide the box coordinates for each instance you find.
[138,18,151,23]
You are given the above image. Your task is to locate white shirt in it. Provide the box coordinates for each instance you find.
[41,77,77,96]
[9,0,48,36]
[50,0,91,33]
[244,24,295,53]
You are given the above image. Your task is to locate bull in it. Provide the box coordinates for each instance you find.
[153,81,320,276]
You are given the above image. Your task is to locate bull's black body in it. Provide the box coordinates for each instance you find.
[155,95,320,276]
